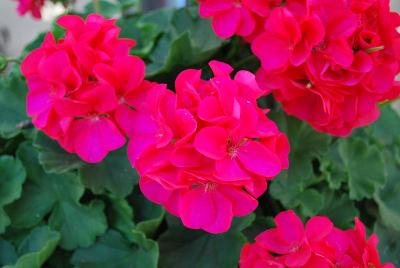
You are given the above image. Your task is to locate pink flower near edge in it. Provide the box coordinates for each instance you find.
[15,0,45,19]
[240,211,395,268]
[21,14,149,163]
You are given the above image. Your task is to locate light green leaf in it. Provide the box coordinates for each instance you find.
[369,105,400,145]
[375,149,400,232]
[0,156,26,233]
[339,138,386,200]
[79,148,138,198]
[4,226,60,268]
[71,230,159,268]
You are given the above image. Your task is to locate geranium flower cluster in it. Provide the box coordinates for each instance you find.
[127,61,290,234]
[198,0,400,136]
[240,210,395,268]
[14,0,45,19]
[21,14,148,163]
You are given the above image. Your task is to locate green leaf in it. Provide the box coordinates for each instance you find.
[34,131,84,174]
[48,200,107,250]
[80,148,138,198]
[158,215,252,268]
[84,0,119,18]
[320,142,347,190]
[107,195,136,241]
[319,191,358,229]
[375,149,400,232]
[129,188,164,238]
[4,226,60,268]
[0,72,29,138]
[339,138,386,200]
[369,105,400,145]
[269,113,330,216]
[71,230,159,268]
[374,222,400,266]
[145,8,225,77]
[0,239,18,265]
[0,156,26,233]
[7,142,107,250]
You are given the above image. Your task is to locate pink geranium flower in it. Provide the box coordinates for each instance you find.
[240,211,395,268]
[15,0,45,19]
[197,0,283,39]
[129,61,289,233]
[21,14,148,163]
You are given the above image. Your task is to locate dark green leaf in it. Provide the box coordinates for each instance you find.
[0,239,18,265]
[71,230,159,268]
[0,72,29,139]
[374,222,400,266]
[34,132,84,174]
[158,215,251,268]
[0,156,26,233]
[84,0,119,18]
[369,105,400,145]
[7,142,107,250]
[319,191,358,229]
[80,148,138,198]
[4,226,60,268]
[129,188,164,238]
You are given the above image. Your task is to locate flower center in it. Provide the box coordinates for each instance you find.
[205,182,217,192]
[227,138,247,158]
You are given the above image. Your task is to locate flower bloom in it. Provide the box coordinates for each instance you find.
[15,0,45,19]
[240,210,395,268]
[198,0,400,136]
[197,0,283,39]
[128,61,289,234]
[253,0,400,136]
[21,14,149,163]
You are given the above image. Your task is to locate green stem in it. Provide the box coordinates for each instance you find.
[93,0,100,13]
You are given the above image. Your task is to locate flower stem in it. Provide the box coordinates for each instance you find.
[93,0,100,13]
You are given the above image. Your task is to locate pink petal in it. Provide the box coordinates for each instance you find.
[218,186,258,216]
[215,158,251,181]
[285,245,312,267]
[305,216,334,242]
[237,140,282,177]
[194,126,228,160]
[209,60,233,77]
[197,96,225,122]
[179,187,217,230]
[256,229,293,254]
[212,8,241,38]
[203,190,233,234]
[70,117,125,163]
[275,210,305,244]
[139,176,173,204]
[252,33,291,71]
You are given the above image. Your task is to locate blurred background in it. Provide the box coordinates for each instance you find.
[0,0,187,56]
[0,0,399,57]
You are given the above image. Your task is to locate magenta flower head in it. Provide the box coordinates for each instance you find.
[21,14,149,163]
[240,210,395,268]
[15,0,45,19]
[197,0,283,39]
[127,61,290,234]
[252,0,400,136]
